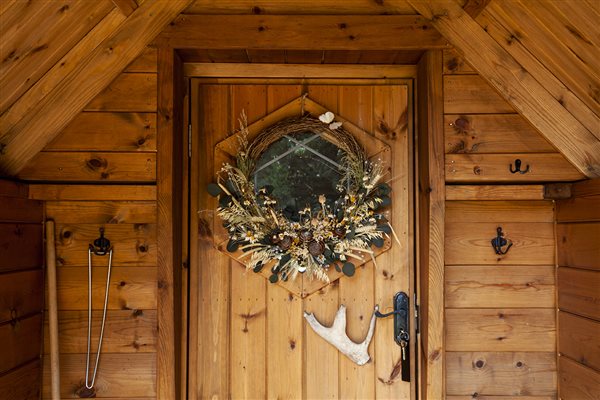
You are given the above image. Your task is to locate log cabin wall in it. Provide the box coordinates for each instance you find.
[0,180,44,400]
[555,179,600,399]
[441,49,575,397]
[23,48,159,399]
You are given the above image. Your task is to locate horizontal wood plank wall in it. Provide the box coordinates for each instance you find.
[442,49,583,183]
[556,179,600,399]
[0,179,44,400]
[445,200,557,397]
[23,49,159,400]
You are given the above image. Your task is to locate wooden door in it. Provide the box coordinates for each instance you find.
[188,78,414,399]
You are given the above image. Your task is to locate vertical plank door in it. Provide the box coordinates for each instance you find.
[189,79,414,399]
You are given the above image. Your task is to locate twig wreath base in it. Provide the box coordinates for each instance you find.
[208,111,395,284]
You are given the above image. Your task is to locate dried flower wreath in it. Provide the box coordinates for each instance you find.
[207,111,394,283]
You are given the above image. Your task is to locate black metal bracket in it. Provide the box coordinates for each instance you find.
[89,227,111,256]
[491,226,512,255]
[375,292,410,382]
[510,158,530,174]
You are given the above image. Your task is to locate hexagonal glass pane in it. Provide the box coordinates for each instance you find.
[254,133,346,214]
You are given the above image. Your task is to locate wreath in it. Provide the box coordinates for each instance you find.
[207,111,393,283]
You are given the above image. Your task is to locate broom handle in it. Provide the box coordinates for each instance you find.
[46,220,61,400]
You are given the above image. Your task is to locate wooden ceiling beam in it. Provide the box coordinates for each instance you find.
[155,14,450,50]
[112,0,139,17]
[407,0,600,178]
[0,0,193,177]
[462,0,491,18]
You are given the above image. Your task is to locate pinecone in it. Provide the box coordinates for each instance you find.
[308,240,325,256]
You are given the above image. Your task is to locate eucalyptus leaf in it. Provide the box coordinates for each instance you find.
[377,224,392,234]
[219,195,232,208]
[334,264,342,273]
[372,237,385,248]
[342,262,355,277]
[253,262,264,273]
[279,253,291,268]
[380,196,391,207]
[346,226,356,240]
[226,239,239,252]
[269,274,279,283]
[207,183,222,197]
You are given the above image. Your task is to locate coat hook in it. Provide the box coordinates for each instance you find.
[510,158,530,174]
[89,227,111,256]
[491,227,512,255]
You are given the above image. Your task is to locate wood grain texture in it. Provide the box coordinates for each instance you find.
[84,73,157,112]
[558,267,600,320]
[445,222,554,265]
[558,356,600,400]
[184,0,419,14]
[0,196,43,223]
[446,308,555,352]
[445,185,545,200]
[54,223,156,267]
[557,197,600,222]
[0,0,192,176]
[446,153,584,182]
[446,352,556,396]
[55,267,157,311]
[0,223,43,273]
[19,152,156,182]
[0,179,28,198]
[113,0,138,16]
[443,75,513,114]
[0,270,44,325]
[43,310,156,354]
[570,179,600,198]
[29,184,156,201]
[0,359,41,400]
[46,112,157,152]
[42,353,156,398]
[446,201,554,223]
[157,14,449,49]
[557,223,600,270]
[0,313,43,374]
[417,50,445,400]
[444,114,555,154]
[46,201,156,224]
[558,311,600,372]
[443,48,475,74]
[445,265,555,308]
[125,46,158,73]
[409,0,600,178]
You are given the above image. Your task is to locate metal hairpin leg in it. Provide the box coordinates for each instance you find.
[85,248,113,390]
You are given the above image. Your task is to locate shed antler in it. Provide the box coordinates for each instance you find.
[304,304,378,366]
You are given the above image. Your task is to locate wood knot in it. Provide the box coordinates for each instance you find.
[289,339,296,350]
[251,6,262,14]
[348,35,356,40]
[132,309,143,317]
[516,361,523,368]
[446,58,459,71]
[473,166,481,175]
[138,243,149,253]
[258,25,266,32]
[75,385,96,398]
[338,23,347,29]
[453,116,470,132]
[86,157,107,171]
[474,359,485,369]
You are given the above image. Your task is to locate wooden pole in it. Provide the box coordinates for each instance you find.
[45,219,61,400]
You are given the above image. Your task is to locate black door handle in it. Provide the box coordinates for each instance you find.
[375,291,410,382]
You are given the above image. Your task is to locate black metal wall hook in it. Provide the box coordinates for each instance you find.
[491,226,512,255]
[90,227,112,256]
[510,158,530,174]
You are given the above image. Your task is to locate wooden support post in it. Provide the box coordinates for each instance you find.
[45,219,60,400]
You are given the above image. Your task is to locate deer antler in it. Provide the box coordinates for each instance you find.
[303,304,378,366]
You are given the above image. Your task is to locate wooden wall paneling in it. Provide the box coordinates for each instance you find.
[0,179,28,198]
[445,308,555,352]
[557,198,600,222]
[445,265,555,308]
[42,353,157,398]
[445,153,584,182]
[125,47,159,73]
[444,114,556,154]
[338,85,376,399]
[55,266,157,311]
[446,352,557,396]
[0,196,43,222]
[43,309,157,354]
[445,185,545,201]
[417,50,445,400]
[0,223,43,273]
[557,267,600,320]
[0,0,193,177]
[0,314,43,374]
[84,73,158,112]
[558,356,600,400]
[183,0,419,15]
[113,0,139,17]
[0,0,114,114]
[558,311,600,372]
[0,359,41,400]
[442,49,475,74]
[191,83,230,399]
[0,270,44,324]
[556,223,600,270]
[157,15,449,50]
[302,84,340,400]
[373,84,412,397]
[54,223,156,267]
[475,5,600,137]
[443,75,513,114]
[46,201,156,224]
[45,112,157,152]
[408,0,600,178]
[445,222,555,265]
[446,201,554,223]
[18,152,157,182]
[29,184,157,201]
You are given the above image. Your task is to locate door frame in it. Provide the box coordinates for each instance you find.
[157,53,446,399]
